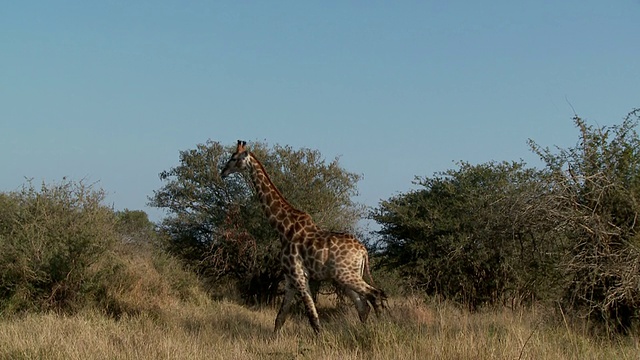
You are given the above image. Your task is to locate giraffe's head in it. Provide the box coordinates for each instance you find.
[221,140,250,178]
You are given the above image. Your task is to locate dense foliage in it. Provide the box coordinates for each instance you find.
[372,161,561,310]
[149,140,364,304]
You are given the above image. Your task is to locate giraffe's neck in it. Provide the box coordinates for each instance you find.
[245,153,315,238]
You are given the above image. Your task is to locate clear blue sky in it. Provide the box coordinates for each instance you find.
[2,1,639,222]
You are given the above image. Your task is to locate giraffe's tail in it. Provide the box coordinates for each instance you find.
[362,250,389,312]
[362,250,376,288]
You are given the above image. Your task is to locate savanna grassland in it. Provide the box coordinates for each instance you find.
[1,294,639,360]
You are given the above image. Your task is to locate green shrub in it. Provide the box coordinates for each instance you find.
[0,180,118,313]
[373,161,560,310]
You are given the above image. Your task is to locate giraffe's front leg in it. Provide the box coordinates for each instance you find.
[294,276,321,333]
[284,266,321,333]
[274,278,296,332]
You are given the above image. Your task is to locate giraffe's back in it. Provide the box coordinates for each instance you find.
[293,230,368,281]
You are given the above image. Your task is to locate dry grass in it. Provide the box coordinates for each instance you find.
[1,295,638,360]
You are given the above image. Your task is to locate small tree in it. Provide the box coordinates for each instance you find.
[530,109,640,334]
[150,140,364,304]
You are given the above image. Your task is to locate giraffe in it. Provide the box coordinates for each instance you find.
[221,140,386,333]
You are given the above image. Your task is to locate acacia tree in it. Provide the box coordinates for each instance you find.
[530,109,640,334]
[150,140,364,304]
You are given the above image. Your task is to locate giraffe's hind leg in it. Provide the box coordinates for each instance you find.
[344,288,371,323]
[336,276,387,320]
[338,277,386,318]
[365,287,388,317]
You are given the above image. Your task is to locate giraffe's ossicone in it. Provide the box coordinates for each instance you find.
[221,140,387,333]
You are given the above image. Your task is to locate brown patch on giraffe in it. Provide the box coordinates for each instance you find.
[293,222,303,235]
[269,202,280,215]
